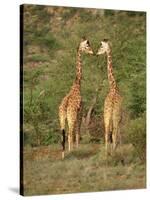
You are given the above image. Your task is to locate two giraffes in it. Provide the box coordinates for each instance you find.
[59,37,122,159]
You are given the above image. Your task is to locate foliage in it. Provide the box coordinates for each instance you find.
[23,5,146,148]
[126,112,146,161]
[44,130,60,145]
[128,75,146,118]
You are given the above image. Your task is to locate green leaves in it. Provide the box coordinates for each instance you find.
[126,113,146,161]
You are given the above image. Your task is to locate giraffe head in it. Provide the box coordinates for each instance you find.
[78,37,94,55]
[96,39,110,55]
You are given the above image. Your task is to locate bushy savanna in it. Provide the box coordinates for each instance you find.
[22,5,146,195]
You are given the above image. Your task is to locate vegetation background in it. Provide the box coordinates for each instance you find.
[22,4,146,196]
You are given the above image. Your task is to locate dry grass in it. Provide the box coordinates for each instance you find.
[23,143,146,196]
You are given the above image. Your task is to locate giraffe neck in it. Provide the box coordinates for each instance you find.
[75,49,82,86]
[106,49,117,90]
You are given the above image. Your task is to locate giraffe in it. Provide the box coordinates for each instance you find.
[96,39,122,155]
[59,37,94,159]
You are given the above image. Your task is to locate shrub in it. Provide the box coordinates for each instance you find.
[126,112,146,161]
[44,130,60,145]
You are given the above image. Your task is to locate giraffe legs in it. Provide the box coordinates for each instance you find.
[75,120,80,149]
[112,103,122,151]
[104,130,109,156]
[68,117,81,151]
[68,124,75,152]
[104,126,113,156]
[67,109,77,152]
[68,134,71,152]
[75,103,83,148]
[104,107,113,156]
[104,95,114,156]
[112,128,117,151]
[112,125,121,151]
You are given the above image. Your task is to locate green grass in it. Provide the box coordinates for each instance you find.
[25,54,50,62]
[23,144,146,196]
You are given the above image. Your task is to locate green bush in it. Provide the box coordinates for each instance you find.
[44,130,60,145]
[128,79,146,118]
[127,112,146,161]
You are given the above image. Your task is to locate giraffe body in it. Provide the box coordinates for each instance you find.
[59,38,93,158]
[97,39,122,154]
[104,88,122,152]
[59,83,82,154]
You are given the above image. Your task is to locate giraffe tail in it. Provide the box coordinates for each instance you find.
[61,129,65,159]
